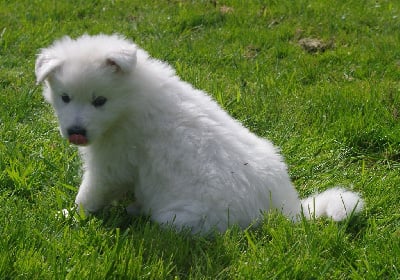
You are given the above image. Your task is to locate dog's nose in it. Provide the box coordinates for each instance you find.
[67,126,88,145]
[67,126,87,136]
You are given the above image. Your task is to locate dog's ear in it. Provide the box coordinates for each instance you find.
[35,53,63,84]
[105,46,137,73]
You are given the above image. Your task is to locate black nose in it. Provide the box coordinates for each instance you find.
[67,126,87,136]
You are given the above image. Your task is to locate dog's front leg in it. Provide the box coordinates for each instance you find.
[74,171,112,214]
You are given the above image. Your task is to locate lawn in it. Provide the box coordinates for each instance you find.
[1,0,400,278]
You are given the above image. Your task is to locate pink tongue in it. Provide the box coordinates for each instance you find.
[68,134,88,145]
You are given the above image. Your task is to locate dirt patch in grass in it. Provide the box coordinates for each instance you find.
[298,37,334,53]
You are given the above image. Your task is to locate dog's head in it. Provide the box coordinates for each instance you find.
[35,34,137,146]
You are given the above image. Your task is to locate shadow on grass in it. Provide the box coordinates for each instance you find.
[73,204,368,278]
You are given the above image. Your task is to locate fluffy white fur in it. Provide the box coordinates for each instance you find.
[35,34,364,233]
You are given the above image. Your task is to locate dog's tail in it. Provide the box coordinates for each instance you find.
[300,187,364,221]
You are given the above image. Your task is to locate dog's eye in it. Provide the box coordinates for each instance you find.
[61,94,71,103]
[92,96,107,108]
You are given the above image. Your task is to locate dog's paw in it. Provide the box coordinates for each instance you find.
[126,202,142,216]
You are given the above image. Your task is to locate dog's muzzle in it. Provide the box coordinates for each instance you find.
[67,126,88,146]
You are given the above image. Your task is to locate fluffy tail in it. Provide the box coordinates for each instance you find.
[301,187,364,221]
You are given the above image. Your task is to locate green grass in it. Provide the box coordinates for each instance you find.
[1,0,400,278]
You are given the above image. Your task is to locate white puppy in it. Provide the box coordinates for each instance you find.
[35,34,363,233]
